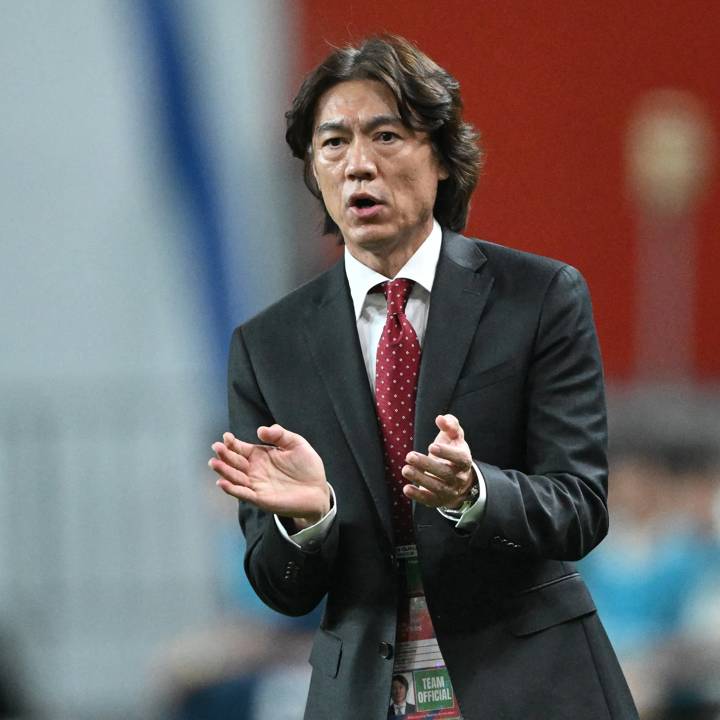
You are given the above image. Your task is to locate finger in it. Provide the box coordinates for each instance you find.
[402,465,468,506]
[403,483,442,508]
[211,442,250,473]
[435,414,464,441]
[215,477,257,503]
[428,442,472,470]
[403,460,471,506]
[222,432,256,458]
[257,424,305,450]
[208,457,251,487]
[401,464,448,495]
[405,451,456,482]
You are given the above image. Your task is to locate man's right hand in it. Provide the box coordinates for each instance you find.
[209,425,330,527]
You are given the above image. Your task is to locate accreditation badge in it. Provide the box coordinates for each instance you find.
[390,544,463,720]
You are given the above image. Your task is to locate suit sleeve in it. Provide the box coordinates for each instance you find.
[227,326,338,616]
[469,265,609,560]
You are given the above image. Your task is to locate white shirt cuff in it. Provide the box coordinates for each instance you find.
[274,484,337,550]
[437,461,487,529]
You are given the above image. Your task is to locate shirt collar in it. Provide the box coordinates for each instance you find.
[344,219,442,320]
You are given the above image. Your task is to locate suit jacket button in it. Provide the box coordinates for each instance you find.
[378,641,394,659]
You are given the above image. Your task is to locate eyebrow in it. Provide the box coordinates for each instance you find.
[314,114,403,136]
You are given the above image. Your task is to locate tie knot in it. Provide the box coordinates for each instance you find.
[382,278,414,315]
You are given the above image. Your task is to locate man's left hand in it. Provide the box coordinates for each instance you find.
[402,414,476,509]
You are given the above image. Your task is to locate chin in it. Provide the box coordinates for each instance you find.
[343,224,394,250]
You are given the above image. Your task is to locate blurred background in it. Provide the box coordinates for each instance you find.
[1,1,718,718]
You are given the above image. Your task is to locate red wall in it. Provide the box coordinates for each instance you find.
[297,1,720,379]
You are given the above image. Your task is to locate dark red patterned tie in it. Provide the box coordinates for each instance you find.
[375,279,421,545]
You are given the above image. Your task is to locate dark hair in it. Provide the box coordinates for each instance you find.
[285,35,482,236]
[392,674,409,690]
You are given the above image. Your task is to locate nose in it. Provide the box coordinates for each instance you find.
[345,137,377,181]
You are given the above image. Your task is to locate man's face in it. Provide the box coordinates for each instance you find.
[311,79,448,262]
[391,679,407,704]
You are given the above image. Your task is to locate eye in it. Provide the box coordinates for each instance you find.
[322,137,345,149]
[377,131,398,143]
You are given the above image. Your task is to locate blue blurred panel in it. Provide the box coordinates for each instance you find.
[139,0,239,375]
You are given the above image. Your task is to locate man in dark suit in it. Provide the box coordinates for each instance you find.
[209,35,637,720]
[388,674,415,718]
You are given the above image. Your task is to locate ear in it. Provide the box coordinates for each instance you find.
[309,149,321,189]
[306,149,323,197]
[432,145,449,181]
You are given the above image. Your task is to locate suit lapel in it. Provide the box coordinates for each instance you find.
[302,262,394,545]
[415,230,494,454]
[302,231,493,542]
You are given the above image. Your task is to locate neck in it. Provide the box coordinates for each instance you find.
[349,247,416,279]
[346,223,432,278]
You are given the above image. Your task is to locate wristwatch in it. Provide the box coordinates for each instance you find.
[439,478,480,517]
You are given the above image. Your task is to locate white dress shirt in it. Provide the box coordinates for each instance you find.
[277,220,486,548]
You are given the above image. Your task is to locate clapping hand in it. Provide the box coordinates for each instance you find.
[210,424,331,527]
[401,414,476,509]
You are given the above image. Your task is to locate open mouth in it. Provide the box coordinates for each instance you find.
[353,197,378,209]
[349,194,383,214]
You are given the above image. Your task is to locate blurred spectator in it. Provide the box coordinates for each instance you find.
[581,422,720,718]
[157,485,320,720]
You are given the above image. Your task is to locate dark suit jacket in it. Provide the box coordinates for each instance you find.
[388,702,416,718]
[228,230,637,720]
